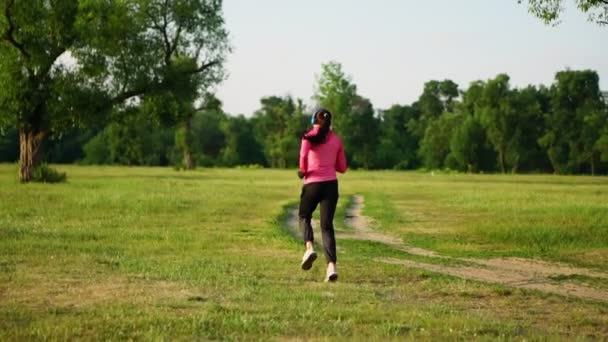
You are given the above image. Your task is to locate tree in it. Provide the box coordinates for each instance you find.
[519,0,608,25]
[313,61,358,138]
[408,80,459,139]
[376,105,420,169]
[506,86,550,173]
[313,61,380,168]
[82,108,174,166]
[252,96,307,168]
[477,74,520,173]
[449,113,496,173]
[0,0,229,181]
[220,115,265,167]
[346,95,380,169]
[190,95,227,166]
[539,70,606,174]
[418,112,460,169]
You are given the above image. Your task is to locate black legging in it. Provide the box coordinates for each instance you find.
[298,180,339,263]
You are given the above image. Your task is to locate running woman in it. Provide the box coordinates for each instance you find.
[298,108,347,282]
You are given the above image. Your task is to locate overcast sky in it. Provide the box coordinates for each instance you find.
[215,0,607,116]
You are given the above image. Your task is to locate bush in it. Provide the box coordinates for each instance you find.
[83,131,111,165]
[393,160,409,170]
[31,164,67,183]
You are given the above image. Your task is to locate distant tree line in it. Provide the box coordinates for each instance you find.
[1,61,606,175]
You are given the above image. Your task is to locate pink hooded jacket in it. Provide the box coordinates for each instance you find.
[299,125,347,184]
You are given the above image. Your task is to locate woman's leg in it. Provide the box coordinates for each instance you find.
[298,183,321,270]
[319,181,339,265]
[298,183,321,245]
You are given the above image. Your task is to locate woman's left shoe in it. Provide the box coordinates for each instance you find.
[301,249,317,270]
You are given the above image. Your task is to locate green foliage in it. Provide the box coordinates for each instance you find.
[449,115,495,173]
[0,129,18,162]
[82,130,112,165]
[252,96,307,168]
[314,62,381,169]
[191,102,227,166]
[376,105,420,169]
[596,133,608,162]
[539,70,606,174]
[1,0,230,181]
[82,108,174,166]
[418,112,460,169]
[520,0,608,25]
[31,164,67,183]
[313,61,358,133]
[221,115,266,167]
[408,80,459,139]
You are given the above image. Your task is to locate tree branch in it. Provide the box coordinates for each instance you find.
[110,84,152,105]
[161,0,172,65]
[2,0,30,59]
[109,60,219,106]
[31,47,66,85]
[191,60,218,74]
[169,23,183,58]
[144,7,171,65]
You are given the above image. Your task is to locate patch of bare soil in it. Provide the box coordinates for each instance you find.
[285,195,608,302]
[4,272,199,310]
[381,258,608,302]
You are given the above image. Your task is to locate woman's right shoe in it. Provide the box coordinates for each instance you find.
[325,272,338,282]
[301,249,317,270]
[325,263,338,282]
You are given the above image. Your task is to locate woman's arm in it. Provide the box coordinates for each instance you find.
[299,139,311,175]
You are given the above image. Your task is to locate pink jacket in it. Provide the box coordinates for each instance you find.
[299,126,347,184]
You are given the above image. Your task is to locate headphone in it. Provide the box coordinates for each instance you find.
[311,109,331,125]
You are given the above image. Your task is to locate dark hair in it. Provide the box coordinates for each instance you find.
[304,109,332,145]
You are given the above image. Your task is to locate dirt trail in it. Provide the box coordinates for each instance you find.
[285,195,608,302]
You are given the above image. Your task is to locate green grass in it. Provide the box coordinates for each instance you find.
[357,171,608,268]
[1,165,607,340]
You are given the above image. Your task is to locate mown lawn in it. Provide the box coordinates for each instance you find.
[0,165,607,340]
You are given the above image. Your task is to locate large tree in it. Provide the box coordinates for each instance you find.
[539,70,606,174]
[407,80,459,139]
[252,96,307,168]
[376,104,420,169]
[477,74,521,173]
[519,0,608,25]
[0,0,229,181]
[313,61,380,169]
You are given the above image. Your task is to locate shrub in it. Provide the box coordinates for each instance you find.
[31,164,67,183]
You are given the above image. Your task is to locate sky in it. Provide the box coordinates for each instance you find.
[215,0,608,116]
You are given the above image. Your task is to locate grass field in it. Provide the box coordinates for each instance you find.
[1,164,607,340]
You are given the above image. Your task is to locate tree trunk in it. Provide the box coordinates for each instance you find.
[498,145,506,174]
[19,127,47,182]
[182,116,195,170]
[546,147,561,175]
[590,152,597,176]
[511,154,520,174]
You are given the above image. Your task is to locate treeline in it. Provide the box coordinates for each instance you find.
[0,63,607,174]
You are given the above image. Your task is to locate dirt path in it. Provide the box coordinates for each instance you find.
[286,195,608,302]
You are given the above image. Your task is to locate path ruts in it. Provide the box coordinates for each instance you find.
[285,195,608,302]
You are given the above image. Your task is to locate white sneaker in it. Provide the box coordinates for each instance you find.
[325,263,338,282]
[301,249,317,270]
